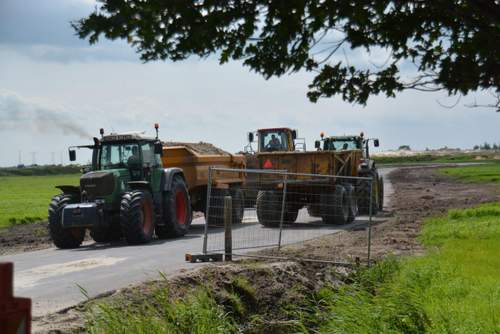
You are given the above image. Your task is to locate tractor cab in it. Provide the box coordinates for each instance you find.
[66,126,164,204]
[245,127,305,153]
[315,132,379,160]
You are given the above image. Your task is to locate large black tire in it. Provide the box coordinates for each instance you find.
[307,204,321,217]
[230,187,245,225]
[156,176,192,239]
[256,190,282,227]
[90,221,122,243]
[357,172,379,215]
[321,185,349,225]
[285,206,299,224]
[378,176,384,212]
[345,184,358,223]
[204,188,229,226]
[48,194,85,249]
[120,190,155,244]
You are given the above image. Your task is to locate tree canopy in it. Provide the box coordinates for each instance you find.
[73,1,500,109]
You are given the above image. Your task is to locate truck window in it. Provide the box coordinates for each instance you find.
[261,131,289,152]
[141,143,159,167]
[100,143,139,169]
[328,140,359,151]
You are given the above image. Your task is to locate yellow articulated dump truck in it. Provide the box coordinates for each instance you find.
[244,127,363,227]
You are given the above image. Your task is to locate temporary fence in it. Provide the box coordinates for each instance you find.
[201,167,379,266]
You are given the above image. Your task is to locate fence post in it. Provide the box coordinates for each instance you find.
[224,196,232,261]
[367,177,374,267]
[202,167,212,255]
[278,173,288,251]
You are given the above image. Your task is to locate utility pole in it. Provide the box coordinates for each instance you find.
[60,151,63,165]
[31,152,36,166]
[18,151,22,165]
[51,152,55,165]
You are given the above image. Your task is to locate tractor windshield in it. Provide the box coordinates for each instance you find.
[100,142,140,169]
[260,130,289,152]
[325,138,361,151]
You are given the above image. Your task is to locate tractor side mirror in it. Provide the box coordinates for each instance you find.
[69,149,76,162]
[291,130,297,140]
[314,140,321,149]
[374,139,380,147]
[154,141,163,156]
[248,132,254,143]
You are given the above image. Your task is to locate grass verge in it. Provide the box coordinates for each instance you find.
[439,162,500,183]
[0,174,80,228]
[306,202,500,333]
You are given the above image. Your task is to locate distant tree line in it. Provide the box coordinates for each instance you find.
[473,142,500,150]
[0,165,82,177]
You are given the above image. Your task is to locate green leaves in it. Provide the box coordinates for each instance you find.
[73,0,500,106]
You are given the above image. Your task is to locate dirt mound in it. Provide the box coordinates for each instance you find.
[163,141,231,155]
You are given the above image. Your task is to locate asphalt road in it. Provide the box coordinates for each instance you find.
[2,168,394,317]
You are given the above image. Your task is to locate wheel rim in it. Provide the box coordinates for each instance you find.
[175,190,187,225]
[142,200,153,233]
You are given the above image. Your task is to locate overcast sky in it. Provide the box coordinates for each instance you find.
[0,0,498,167]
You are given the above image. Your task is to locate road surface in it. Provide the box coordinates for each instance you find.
[1,169,394,317]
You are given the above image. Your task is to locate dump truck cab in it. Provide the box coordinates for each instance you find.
[245,127,305,153]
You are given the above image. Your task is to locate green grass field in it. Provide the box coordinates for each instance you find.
[0,174,80,228]
[439,162,500,183]
[311,202,500,333]
[373,153,497,165]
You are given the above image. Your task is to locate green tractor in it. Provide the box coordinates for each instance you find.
[48,125,191,249]
[315,132,383,215]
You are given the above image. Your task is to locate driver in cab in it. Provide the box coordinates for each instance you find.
[266,134,282,151]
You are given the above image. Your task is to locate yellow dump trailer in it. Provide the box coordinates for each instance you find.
[253,149,363,226]
[161,145,246,223]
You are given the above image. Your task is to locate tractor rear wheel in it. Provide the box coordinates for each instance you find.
[357,172,379,215]
[256,190,282,227]
[156,176,192,239]
[345,184,358,223]
[321,185,349,225]
[378,176,384,211]
[120,190,155,244]
[48,194,85,249]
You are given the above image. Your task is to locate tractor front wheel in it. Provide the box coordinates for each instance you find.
[120,190,155,244]
[48,194,85,249]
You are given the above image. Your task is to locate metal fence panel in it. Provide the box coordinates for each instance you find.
[203,167,376,265]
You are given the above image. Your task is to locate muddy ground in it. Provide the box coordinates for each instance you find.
[0,222,54,255]
[31,166,500,333]
[0,212,205,256]
[265,166,500,262]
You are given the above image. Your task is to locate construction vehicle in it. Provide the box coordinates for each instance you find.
[48,125,245,249]
[315,132,383,214]
[242,127,305,207]
[245,127,363,226]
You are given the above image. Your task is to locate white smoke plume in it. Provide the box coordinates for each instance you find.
[0,90,91,139]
